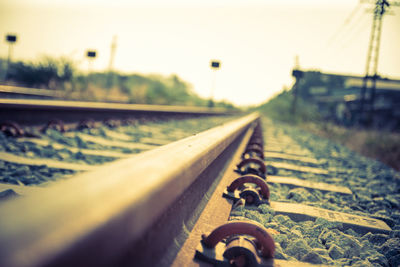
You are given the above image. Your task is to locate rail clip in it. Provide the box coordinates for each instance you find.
[195,220,275,267]
[236,158,266,178]
[223,175,270,206]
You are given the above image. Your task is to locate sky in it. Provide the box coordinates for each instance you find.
[0,0,399,106]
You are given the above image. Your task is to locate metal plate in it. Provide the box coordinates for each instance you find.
[267,176,352,195]
[265,162,329,175]
[264,152,324,165]
[264,150,311,157]
[270,201,391,234]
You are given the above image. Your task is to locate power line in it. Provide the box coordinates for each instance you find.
[320,9,369,64]
[338,12,371,49]
[359,0,400,124]
[325,3,363,47]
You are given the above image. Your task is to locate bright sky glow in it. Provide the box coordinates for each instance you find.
[1,0,399,106]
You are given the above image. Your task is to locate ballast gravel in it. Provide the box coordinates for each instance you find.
[233,118,400,266]
[0,160,75,186]
[0,116,237,187]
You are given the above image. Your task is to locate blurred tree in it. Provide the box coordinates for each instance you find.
[5,57,75,89]
[0,56,236,109]
[258,89,321,123]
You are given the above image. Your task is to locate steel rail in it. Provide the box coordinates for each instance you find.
[172,123,257,267]
[0,98,237,126]
[0,112,260,267]
[0,85,58,99]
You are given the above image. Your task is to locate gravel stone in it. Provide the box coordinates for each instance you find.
[243,210,267,225]
[318,229,337,246]
[258,204,275,215]
[313,248,329,257]
[286,188,318,202]
[306,238,325,249]
[368,233,389,246]
[344,228,359,237]
[273,243,288,260]
[286,239,312,260]
[0,189,19,201]
[300,251,324,264]
[351,259,374,267]
[389,230,400,238]
[328,244,344,259]
[273,234,289,249]
[0,161,76,185]
[388,254,400,267]
[385,195,400,209]
[378,238,400,259]
[366,252,388,267]
[314,217,343,231]
[273,215,296,228]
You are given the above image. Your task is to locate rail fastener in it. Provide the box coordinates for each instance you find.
[223,174,270,206]
[236,158,267,178]
[242,147,265,160]
[195,221,275,267]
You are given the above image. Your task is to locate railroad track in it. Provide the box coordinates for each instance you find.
[0,85,63,100]
[0,98,236,189]
[0,101,399,267]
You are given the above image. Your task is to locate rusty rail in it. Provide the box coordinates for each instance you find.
[0,98,236,126]
[0,113,260,267]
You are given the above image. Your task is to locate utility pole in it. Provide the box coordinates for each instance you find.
[209,60,220,108]
[86,50,97,91]
[291,56,303,116]
[5,34,17,81]
[359,0,399,125]
[107,35,117,89]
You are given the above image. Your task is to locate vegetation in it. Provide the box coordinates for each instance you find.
[258,87,400,171]
[0,57,235,109]
[1,57,73,90]
[257,89,321,124]
[300,122,400,171]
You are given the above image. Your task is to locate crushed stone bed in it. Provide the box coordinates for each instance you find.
[0,116,238,187]
[233,118,400,266]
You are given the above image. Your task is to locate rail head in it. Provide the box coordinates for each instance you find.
[0,98,236,115]
[0,98,240,126]
[0,112,260,267]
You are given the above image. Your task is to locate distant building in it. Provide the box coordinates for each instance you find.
[292,70,400,129]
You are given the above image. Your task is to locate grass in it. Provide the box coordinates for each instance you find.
[299,122,400,171]
[258,90,400,171]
